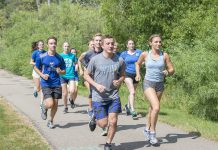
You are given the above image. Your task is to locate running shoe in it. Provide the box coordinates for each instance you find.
[104,143,112,150]
[149,132,158,145]
[89,115,96,132]
[33,90,38,98]
[130,110,138,120]
[101,127,108,136]
[124,104,130,116]
[69,98,75,109]
[47,120,55,129]
[63,107,68,113]
[143,128,150,140]
[41,103,47,120]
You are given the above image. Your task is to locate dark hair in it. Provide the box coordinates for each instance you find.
[70,48,76,51]
[126,39,134,45]
[31,41,37,52]
[47,36,57,44]
[36,40,44,48]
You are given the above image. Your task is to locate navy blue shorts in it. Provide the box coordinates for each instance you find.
[125,72,139,84]
[92,98,122,120]
[60,77,78,84]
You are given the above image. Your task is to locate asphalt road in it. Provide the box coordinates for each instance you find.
[0,69,218,150]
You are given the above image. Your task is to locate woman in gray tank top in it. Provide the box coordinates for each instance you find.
[135,34,174,145]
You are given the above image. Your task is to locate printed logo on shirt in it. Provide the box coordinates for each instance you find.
[64,58,72,68]
[48,62,56,71]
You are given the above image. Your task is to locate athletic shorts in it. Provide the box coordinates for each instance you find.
[143,79,164,92]
[60,77,79,84]
[32,69,40,78]
[92,98,122,120]
[125,72,139,84]
[42,87,62,100]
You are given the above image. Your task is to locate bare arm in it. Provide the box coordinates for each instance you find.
[56,67,66,75]
[163,52,174,76]
[30,59,35,65]
[135,52,147,81]
[78,52,86,76]
[34,66,49,80]
[84,69,106,93]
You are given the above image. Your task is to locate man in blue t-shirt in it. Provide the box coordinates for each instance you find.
[34,36,66,129]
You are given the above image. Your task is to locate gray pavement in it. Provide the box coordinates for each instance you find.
[0,69,218,150]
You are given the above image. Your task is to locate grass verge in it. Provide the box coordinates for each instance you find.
[0,97,50,150]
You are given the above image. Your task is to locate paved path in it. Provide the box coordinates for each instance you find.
[0,69,218,150]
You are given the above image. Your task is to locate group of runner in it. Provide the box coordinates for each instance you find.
[30,33,174,150]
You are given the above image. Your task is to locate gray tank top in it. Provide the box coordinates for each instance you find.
[145,51,165,82]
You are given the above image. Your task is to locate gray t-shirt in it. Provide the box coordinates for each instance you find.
[87,53,125,102]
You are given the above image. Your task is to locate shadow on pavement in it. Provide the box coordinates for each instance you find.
[55,122,88,128]
[117,124,145,132]
[113,140,150,150]
[58,104,89,107]
[159,131,201,145]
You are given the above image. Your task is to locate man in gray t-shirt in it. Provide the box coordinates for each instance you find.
[84,35,125,149]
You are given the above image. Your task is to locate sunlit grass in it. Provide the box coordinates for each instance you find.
[0,97,50,150]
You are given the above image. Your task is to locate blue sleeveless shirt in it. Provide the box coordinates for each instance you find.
[145,51,165,82]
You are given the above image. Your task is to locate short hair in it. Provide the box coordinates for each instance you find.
[92,33,102,40]
[101,35,114,45]
[47,36,57,44]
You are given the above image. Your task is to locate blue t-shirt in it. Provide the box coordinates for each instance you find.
[120,49,142,74]
[60,52,77,79]
[35,52,66,87]
[31,49,46,62]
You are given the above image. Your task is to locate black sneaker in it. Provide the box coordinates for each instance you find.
[69,99,75,109]
[89,116,96,132]
[124,104,130,116]
[63,107,68,113]
[104,143,112,150]
[41,104,47,120]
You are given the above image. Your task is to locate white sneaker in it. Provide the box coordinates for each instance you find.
[143,128,150,140]
[150,132,158,145]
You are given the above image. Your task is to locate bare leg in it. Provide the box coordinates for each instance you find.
[144,88,162,132]
[61,84,68,108]
[106,113,118,144]
[50,99,58,122]
[124,78,136,111]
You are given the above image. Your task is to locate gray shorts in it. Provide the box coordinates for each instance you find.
[42,87,62,100]
[143,80,164,92]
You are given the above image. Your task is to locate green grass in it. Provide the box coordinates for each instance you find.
[78,82,218,141]
[0,97,50,150]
